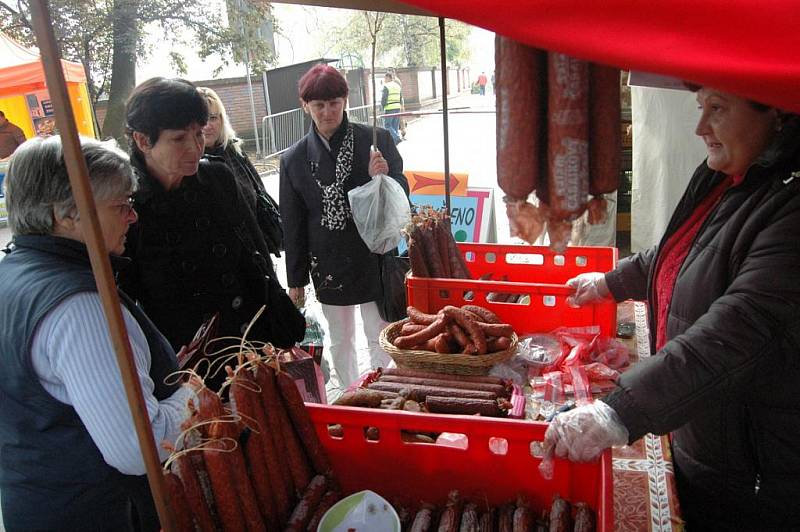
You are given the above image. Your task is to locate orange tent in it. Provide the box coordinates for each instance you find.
[0,31,95,138]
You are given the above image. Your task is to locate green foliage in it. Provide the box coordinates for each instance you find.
[0,0,277,102]
[321,12,471,69]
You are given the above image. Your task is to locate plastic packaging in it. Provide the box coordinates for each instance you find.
[348,171,410,254]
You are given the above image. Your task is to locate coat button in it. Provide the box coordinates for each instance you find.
[221,272,235,287]
[251,251,268,270]
[240,323,249,334]
[212,243,227,257]
[181,260,196,273]
[231,296,243,310]
[195,217,210,231]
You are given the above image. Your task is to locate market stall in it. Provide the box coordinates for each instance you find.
[0,30,95,139]
[19,0,799,530]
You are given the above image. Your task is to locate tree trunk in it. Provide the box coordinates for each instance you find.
[102,0,138,145]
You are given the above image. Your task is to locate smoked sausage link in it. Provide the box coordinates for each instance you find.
[589,64,621,196]
[203,439,247,532]
[276,370,332,475]
[284,474,328,532]
[548,494,572,532]
[496,36,546,201]
[573,502,596,532]
[382,367,506,385]
[544,52,590,222]
[437,490,463,532]
[163,470,196,532]
[174,452,217,532]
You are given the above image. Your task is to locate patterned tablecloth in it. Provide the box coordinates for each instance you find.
[612,302,685,531]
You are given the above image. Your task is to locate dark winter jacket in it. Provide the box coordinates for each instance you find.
[206,142,284,256]
[602,118,800,529]
[205,141,265,209]
[279,115,408,305]
[121,156,301,370]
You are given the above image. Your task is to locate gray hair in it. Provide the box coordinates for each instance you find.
[197,86,242,156]
[6,135,136,236]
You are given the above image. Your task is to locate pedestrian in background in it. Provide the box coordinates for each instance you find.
[0,110,26,160]
[280,64,409,390]
[381,71,404,145]
[477,71,488,96]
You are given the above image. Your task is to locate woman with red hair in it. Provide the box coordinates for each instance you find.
[280,64,409,390]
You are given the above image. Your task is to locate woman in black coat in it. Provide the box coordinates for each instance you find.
[280,64,409,389]
[121,78,304,390]
[199,86,283,257]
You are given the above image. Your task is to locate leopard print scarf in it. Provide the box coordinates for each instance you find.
[316,123,354,231]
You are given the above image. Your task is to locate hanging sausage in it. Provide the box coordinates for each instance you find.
[495,36,547,244]
[542,52,590,251]
[587,64,621,225]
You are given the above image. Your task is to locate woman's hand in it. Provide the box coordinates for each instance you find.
[289,286,306,308]
[540,401,628,473]
[566,272,611,306]
[368,149,389,177]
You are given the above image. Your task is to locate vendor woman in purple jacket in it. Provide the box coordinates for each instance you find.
[549,87,800,530]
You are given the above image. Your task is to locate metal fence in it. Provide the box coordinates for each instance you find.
[260,104,383,158]
[260,108,305,159]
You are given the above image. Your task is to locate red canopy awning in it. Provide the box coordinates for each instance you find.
[397,0,800,113]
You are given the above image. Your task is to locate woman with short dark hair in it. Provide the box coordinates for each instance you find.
[280,64,409,389]
[121,78,303,390]
[0,135,193,531]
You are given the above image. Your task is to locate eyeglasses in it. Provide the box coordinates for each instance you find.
[111,197,135,217]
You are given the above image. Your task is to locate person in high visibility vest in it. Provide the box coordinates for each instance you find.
[381,72,404,145]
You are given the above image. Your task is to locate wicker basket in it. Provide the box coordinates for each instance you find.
[379,320,518,376]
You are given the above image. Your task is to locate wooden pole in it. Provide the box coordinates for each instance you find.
[439,17,452,214]
[27,2,177,530]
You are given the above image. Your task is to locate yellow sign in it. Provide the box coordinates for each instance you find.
[404,170,469,196]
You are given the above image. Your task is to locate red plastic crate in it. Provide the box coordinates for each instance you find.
[309,403,613,531]
[458,243,618,284]
[407,243,618,337]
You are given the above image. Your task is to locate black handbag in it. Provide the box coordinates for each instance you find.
[234,226,305,349]
[253,189,284,257]
[378,253,410,322]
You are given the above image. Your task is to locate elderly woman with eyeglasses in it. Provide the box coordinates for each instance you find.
[0,136,195,531]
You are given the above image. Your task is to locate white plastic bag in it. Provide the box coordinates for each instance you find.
[348,172,409,254]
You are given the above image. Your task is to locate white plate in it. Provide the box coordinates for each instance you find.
[317,489,400,532]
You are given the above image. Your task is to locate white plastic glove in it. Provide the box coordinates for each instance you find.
[566,272,611,307]
[543,401,628,465]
